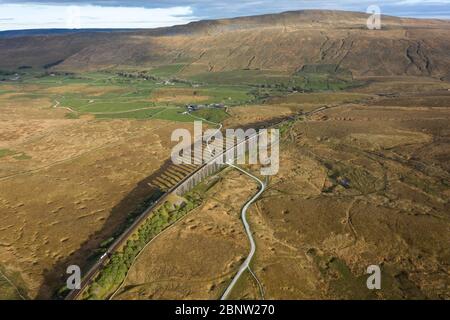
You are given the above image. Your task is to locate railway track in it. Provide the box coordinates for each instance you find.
[65,106,327,300]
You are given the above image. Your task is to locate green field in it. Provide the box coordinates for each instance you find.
[149,64,187,77]
[13,72,255,116]
[95,108,165,119]
[153,108,193,122]
[192,108,229,123]
[74,101,155,113]
[0,68,361,123]
[189,68,358,93]
[84,193,202,300]
[189,69,299,86]
[200,86,253,105]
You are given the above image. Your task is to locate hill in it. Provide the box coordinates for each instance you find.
[0,10,449,79]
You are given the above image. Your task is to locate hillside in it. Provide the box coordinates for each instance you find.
[1,9,449,301]
[1,10,450,79]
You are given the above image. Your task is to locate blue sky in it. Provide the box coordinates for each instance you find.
[0,0,449,30]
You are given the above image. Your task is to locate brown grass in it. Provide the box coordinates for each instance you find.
[150,88,210,103]
[113,170,257,300]
[0,93,195,298]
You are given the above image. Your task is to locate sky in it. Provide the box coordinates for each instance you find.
[0,0,449,31]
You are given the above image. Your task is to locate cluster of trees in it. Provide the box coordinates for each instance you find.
[86,193,202,300]
[170,77,195,86]
[257,83,305,91]
[43,59,64,69]
[251,75,356,99]
[34,71,76,79]
[114,70,202,88]
[0,70,15,76]
[116,71,158,81]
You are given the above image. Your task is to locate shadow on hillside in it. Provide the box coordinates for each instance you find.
[36,114,293,299]
[36,159,174,299]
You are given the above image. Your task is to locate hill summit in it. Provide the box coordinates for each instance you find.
[1,10,449,79]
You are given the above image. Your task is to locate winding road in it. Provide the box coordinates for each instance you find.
[219,106,329,299]
[65,105,327,300]
[187,112,223,151]
[221,162,266,300]
[52,99,77,113]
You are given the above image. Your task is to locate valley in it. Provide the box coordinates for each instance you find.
[0,9,448,300]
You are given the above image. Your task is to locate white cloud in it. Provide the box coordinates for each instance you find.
[0,4,196,30]
[394,0,450,4]
[1,1,449,30]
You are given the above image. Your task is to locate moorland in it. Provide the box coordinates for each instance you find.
[0,10,448,300]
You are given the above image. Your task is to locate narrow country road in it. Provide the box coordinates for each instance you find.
[66,105,327,300]
[221,162,266,300]
[187,112,223,145]
[52,99,77,113]
[219,106,330,299]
